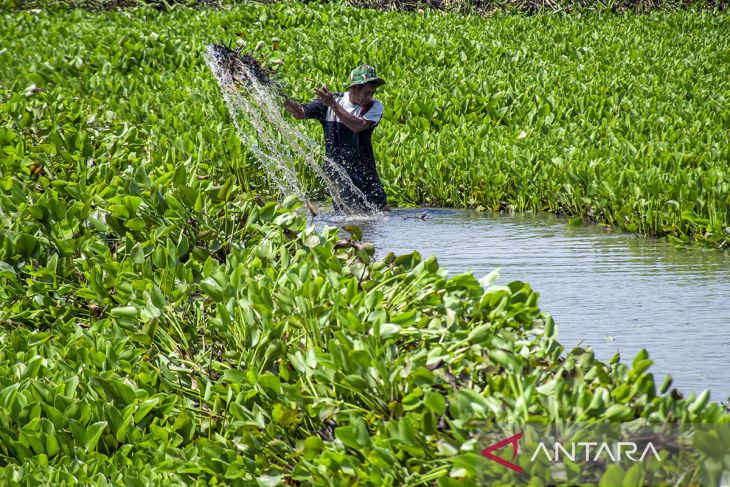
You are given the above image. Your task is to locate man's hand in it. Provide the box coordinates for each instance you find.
[284,99,305,119]
[314,85,337,108]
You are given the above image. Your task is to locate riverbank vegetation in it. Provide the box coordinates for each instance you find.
[1,2,729,484]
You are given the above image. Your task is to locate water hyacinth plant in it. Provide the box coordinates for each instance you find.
[2,2,728,247]
[0,1,729,485]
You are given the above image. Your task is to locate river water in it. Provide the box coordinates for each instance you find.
[316,208,730,402]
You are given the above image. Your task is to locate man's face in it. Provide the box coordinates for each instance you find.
[350,84,377,106]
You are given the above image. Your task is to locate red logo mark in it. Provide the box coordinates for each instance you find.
[481,432,523,473]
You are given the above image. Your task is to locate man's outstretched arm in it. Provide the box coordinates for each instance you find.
[284,99,306,119]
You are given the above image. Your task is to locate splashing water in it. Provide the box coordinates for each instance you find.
[204,45,380,216]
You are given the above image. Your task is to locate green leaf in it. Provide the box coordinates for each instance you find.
[599,464,625,487]
[222,369,247,384]
[424,391,446,415]
[15,234,38,257]
[342,225,362,241]
[224,461,246,480]
[45,432,60,458]
[688,389,710,414]
[131,242,145,264]
[200,277,223,301]
[258,373,282,394]
[603,404,633,421]
[335,424,367,450]
[622,463,643,486]
[344,375,369,391]
[125,217,146,231]
[303,435,324,460]
[41,404,66,429]
[374,323,400,340]
[335,417,370,450]
[468,324,491,344]
[85,421,107,452]
[0,261,16,279]
[111,306,138,318]
[134,398,160,423]
[256,475,283,487]
[271,403,300,428]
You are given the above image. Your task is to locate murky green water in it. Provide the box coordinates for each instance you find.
[316,208,730,402]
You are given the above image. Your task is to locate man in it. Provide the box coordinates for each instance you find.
[283,64,389,212]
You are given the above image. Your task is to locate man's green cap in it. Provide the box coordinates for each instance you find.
[347,64,385,88]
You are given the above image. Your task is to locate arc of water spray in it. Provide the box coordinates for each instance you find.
[206,50,303,198]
